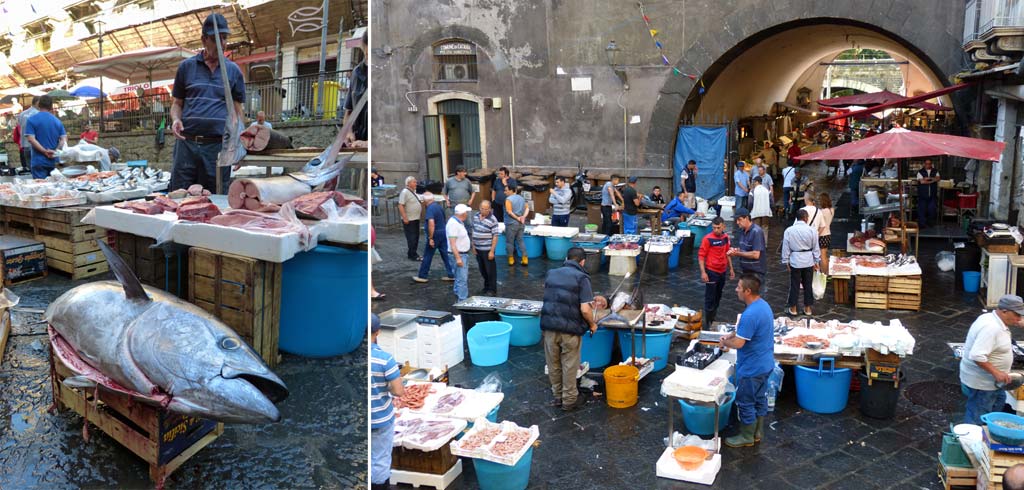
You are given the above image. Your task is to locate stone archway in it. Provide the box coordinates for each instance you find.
[644,7,966,170]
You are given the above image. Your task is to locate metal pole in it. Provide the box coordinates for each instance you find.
[98,22,104,131]
[315,0,329,119]
[336,17,344,79]
[509,95,515,168]
[274,30,281,120]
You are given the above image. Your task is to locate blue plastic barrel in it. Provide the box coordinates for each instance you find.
[668,240,682,269]
[581,328,615,368]
[617,331,673,372]
[499,313,541,346]
[690,223,711,248]
[679,391,735,435]
[545,236,572,261]
[795,358,853,414]
[473,447,533,490]
[523,235,544,258]
[467,321,513,366]
[494,235,507,256]
[279,245,367,357]
[963,271,981,293]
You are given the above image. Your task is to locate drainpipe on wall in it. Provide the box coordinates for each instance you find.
[617,89,627,172]
[509,95,516,169]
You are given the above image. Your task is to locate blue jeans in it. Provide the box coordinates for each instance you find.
[623,212,637,234]
[963,384,1005,425]
[169,138,232,193]
[371,419,394,484]
[783,187,794,215]
[736,371,771,425]
[417,233,454,279]
[30,163,54,179]
[451,253,469,301]
[552,214,570,227]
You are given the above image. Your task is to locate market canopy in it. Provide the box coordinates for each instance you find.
[72,47,195,84]
[810,83,971,126]
[794,127,1005,161]
[818,89,953,112]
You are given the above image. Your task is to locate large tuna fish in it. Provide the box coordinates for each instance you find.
[46,240,288,423]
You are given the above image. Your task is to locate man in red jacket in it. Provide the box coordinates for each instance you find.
[698,216,734,328]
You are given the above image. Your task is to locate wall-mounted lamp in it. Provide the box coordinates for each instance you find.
[606,40,629,90]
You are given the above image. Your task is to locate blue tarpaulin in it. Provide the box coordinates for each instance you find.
[673,126,727,201]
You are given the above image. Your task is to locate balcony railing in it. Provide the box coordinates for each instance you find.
[979,0,1024,35]
[965,0,980,44]
[51,70,353,137]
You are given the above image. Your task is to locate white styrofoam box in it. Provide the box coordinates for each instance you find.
[419,342,464,369]
[390,460,463,489]
[94,203,179,238]
[417,321,462,349]
[310,220,369,244]
[529,224,579,238]
[655,447,721,485]
[418,330,463,351]
[376,331,398,354]
[395,332,419,365]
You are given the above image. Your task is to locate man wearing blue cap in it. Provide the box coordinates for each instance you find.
[169,12,245,192]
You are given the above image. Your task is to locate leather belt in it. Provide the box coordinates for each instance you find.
[182,134,222,143]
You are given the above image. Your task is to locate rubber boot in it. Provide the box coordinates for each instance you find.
[754,417,764,443]
[705,309,717,328]
[724,421,757,448]
[508,256,515,266]
[521,256,528,266]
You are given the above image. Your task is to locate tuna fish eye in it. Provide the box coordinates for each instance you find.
[220,337,241,350]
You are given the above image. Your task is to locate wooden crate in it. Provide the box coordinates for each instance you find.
[392,445,459,475]
[114,232,187,298]
[833,277,850,305]
[888,292,922,311]
[50,350,223,489]
[188,247,281,367]
[938,454,977,490]
[855,291,888,310]
[15,206,111,280]
[889,275,922,294]
[855,275,888,292]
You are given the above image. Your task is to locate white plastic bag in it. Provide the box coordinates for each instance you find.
[812,271,827,300]
[936,251,955,272]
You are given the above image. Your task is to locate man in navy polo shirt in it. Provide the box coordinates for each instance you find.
[721,273,775,448]
[169,13,245,193]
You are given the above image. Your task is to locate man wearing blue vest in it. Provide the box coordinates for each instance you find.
[540,247,598,412]
[169,13,245,192]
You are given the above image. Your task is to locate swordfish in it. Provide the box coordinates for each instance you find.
[46,240,288,424]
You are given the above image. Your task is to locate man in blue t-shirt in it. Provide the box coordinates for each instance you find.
[23,95,67,179]
[721,273,775,448]
[370,314,404,487]
[733,161,750,210]
[413,192,455,282]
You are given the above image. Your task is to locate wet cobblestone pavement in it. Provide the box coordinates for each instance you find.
[0,273,367,489]
[373,165,979,489]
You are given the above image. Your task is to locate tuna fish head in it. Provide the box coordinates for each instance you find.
[129,299,289,423]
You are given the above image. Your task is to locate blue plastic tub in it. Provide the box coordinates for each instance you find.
[545,236,572,261]
[690,223,711,248]
[473,447,533,490]
[279,245,367,357]
[963,271,981,293]
[617,331,673,372]
[494,235,508,256]
[467,321,513,366]
[795,358,853,414]
[499,313,541,346]
[679,391,735,435]
[668,240,682,269]
[982,412,1024,445]
[581,328,615,368]
[523,235,544,258]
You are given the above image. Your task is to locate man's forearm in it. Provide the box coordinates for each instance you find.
[581,307,595,326]
[170,100,183,124]
[398,204,407,221]
[975,360,1004,378]
[27,136,45,153]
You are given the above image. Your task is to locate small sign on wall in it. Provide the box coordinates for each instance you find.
[571,77,592,92]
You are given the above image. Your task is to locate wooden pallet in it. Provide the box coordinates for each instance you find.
[833,277,850,305]
[979,428,1024,490]
[50,349,223,489]
[888,292,921,311]
[855,291,888,310]
[188,247,281,367]
[937,453,976,490]
[888,275,922,294]
[855,275,888,292]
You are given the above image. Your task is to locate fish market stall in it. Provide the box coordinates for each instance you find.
[829,254,922,311]
[388,380,523,489]
[604,234,642,276]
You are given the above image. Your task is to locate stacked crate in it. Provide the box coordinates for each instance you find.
[887,275,922,311]
[854,275,888,310]
[113,231,187,297]
[3,206,109,280]
[188,247,281,367]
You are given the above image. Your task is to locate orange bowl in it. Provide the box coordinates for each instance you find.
[673,445,707,471]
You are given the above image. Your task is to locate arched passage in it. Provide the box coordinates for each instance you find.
[644,12,965,169]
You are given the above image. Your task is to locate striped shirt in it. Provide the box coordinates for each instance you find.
[472,212,500,250]
[371,343,401,429]
[172,51,246,137]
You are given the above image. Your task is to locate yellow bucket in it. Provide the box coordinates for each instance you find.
[603,365,640,408]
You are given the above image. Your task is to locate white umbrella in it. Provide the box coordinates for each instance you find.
[72,46,196,84]
[68,77,126,98]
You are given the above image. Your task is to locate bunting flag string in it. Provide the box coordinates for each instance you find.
[637,1,704,94]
